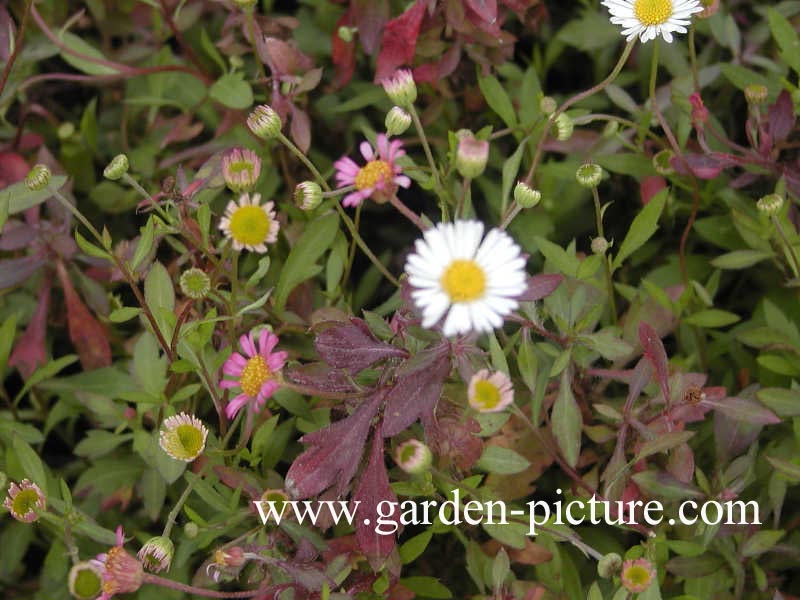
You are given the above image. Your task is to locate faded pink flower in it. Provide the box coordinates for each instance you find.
[93,526,144,600]
[220,329,288,420]
[621,558,656,594]
[334,134,411,207]
[4,479,46,522]
[468,369,514,413]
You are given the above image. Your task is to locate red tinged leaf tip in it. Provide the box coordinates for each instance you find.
[354,430,400,569]
[638,322,670,406]
[9,282,51,378]
[767,90,795,143]
[374,0,427,82]
[518,273,563,302]
[315,318,408,373]
[640,175,666,205]
[55,261,111,371]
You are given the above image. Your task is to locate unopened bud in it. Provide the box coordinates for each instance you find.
[381,69,417,107]
[551,113,574,141]
[756,193,784,216]
[294,181,323,211]
[395,439,433,474]
[337,26,356,42]
[591,236,610,255]
[385,106,412,136]
[539,96,557,115]
[137,536,174,573]
[104,154,130,181]
[58,122,75,140]
[652,149,675,176]
[744,84,768,105]
[455,134,490,179]
[25,164,51,191]
[514,182,541,208]
[576,163,603,188]
[183,522,199,538]
[222,147,261,193]
[247,105,282,140]
[603,120,620,138]
[597,552,623,578]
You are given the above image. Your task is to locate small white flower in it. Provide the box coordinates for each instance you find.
[219,192,279,253]
[404,220,527,337]
[159,413,209,462]
[602,0,704,44]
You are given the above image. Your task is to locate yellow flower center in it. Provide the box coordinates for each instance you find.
[634,0,673,26]
[240,355,272,397]
[11,488,40,517]
[441,259,486,302]
[623,564,654,591]
[228,205,271,246]
[472,380,502,410]
[355,160,392,190]
[175,424,204,457]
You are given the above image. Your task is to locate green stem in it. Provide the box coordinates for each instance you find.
[408,104,441,192]
[772,216,800,278]
[122,173,172,224]
[592,187,617,321]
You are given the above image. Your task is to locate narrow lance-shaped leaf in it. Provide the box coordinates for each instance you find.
[552,369,582,468]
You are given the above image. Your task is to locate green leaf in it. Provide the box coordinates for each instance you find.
[477,74,517,128]
[75,230,111,259]
[14,355,79,404]
[482,521,528,550]
[757,388,800,417]
[399,577,452,599]
[399,530,433,564]
[768,9,800,75]
[209,72,254,110]
[477,446,531,475]
[635,431,694,462]
[501,137,529,213]
[578,329,634,361]
[765,456,800,482]
[0,314,17,375]
[12,435,48,495]
[612,188,667,270]
[0,176,68,215]
[684,309,740,328]
[144,261,175,339]
[131,216,156,270]
[552,370,581,468]
[57,31,120,76]
[274,212,339,310]
[711,249,773,270]
[74,431,134,460]
[741,530,784,558]
[109,306,142,323]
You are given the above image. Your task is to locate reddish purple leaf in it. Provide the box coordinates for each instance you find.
[315,318,408,373]
[518,274,563,302]
[0,255,46,289]
[465,0,498,24]
[638,322,670,406]
[9,282,50,378]
[705,396,781,425]
[767,90,795,143]
[285,362,363,394]
[354,430,399,569]
[382,345,450,437]
[666,442,694,484]
[285,392,384,499]
[680,153,726,179]
[429,415,483,471]
[640,175,666,205]
[56,261,111,371]
[332,7,357,88]
[355,0,390,55]
[374,0,426,82]
[289,105,312,154]
[0,151,29,189]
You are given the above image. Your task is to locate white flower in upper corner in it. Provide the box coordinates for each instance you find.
[219,192,279,253]
[404,220,527,337]
[602,0,704,44]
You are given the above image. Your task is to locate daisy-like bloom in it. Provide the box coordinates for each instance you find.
[159,413,209,462]
[468,369,515,413]
[4,479,46,522]
[404,220,527,336]
[221,147,261,193]
[220,329,288,420]
[621,558,656,593]
[602,0,704,44]
[137,536,174,573]
[218,192,280,253]
[94,526,145,600]
[395,439,433,474]
[333,134,411,207]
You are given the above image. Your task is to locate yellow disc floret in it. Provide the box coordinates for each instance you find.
[440,259,486,302]
[355,160,392,190]
[634,0,673,25]
[472,380,501,410]
[240,355,272,397]
[228,206,271,247]
[175,424,205,457]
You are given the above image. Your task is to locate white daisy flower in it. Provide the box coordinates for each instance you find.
[602,0,704,44]
[404,220,527,337]
[219,192,279,253]
[159,413,209,462]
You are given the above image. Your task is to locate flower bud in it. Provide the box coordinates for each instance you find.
[597,552,622,578]
[652,149,675,176]
[222,147,261,193]
[385,106,412,136]
[58,122,75,140]
[689,93,709,127]
[337,26,355,42]
[591,236,610,255]
[514,182,541,208]
[68,561,103,600]
[551,113,574,141]
[25,164,51,191]
[395,439,433,474]
[621,558,656,593]
[757,193,784,216]
[576,163,603,188]
[137,536,174,573]
[381,69,417,107]
[603,120,620,138]
[455,134,490,179]
[539,96,557,115]
[103,154,129,181]
[184,522,199,538]
[4,479,46,522]
[247,105,282,140]
[744,84,768,105]
[294,181,323,211]
[179,268,211,300]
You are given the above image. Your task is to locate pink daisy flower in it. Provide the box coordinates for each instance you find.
[93,526,145,599]
[333,134,411,207]
[220,329,288,420]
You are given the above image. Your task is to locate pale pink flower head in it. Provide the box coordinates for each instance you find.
[333,134,411,207]
[4,479,46,522]
[621,558,656,594]
[94,526,144,600]
[221,147,261,193]
[220,329,288,420]
[468,369,514,413]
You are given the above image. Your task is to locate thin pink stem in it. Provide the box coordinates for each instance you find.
[143,574,261,598]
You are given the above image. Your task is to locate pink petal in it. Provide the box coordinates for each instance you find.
[229,353,247,368]
[343,190,369,207]
[115,526,124,546]
[376,134,390,158]
[260,379,280,400]
[226,394,250,420]
[240,333,256,357]
[394,175,411,188]
[220,379,239,389]
[223,361,243,377]
[267,350,288,371]
[334,157,360,178]
[359,141,375,161]
[259,331,279,356]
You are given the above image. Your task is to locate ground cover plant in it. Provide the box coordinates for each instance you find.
[1,0,800,598]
